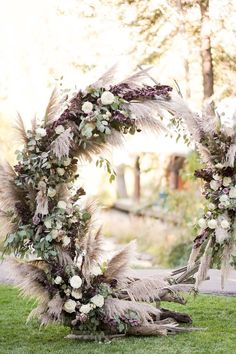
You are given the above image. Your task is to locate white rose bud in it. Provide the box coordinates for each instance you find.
[80,304,93,314]
[213,174,222,181]
[71,289,82,299]
[44,218,52,229]
[215,227,229,244]
[36,127,47,137]
[208,203,216,210]
[57,168,65,176]
[219,195,229,203]
[63,299,76,313]
[101,91,115,105]
[198,218,207,229]
[207,219,218,229]
[57,200,67,209]
[55,125,65,135]
[229,187,236,198]
[220,219,230,229]
[69,275,82,289]
[215,163,224,169]
[62,236,71,247]
[63,157,71,166]
[82,101,93,114]
[56,221,63,230]
[90,294,104,308]
[51,229,59,239]
[91,264,102,276]
[54,276,62,285]
[222,177,232,187]
[210,180,221,191]
[48,187,56,198]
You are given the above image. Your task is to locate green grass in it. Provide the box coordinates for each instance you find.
[0,285,236,354]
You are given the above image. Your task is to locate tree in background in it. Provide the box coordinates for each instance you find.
[112,0,236,103]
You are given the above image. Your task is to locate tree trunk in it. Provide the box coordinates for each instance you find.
[199,0,214,100]
[176,0,191,99]
[116,164,128,199]
[134,156,141,201]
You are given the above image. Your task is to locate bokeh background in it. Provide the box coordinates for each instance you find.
[0,0,235,267]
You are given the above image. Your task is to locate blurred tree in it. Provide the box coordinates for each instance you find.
[110,0,236,102]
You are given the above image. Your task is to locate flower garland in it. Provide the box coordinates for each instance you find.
[2,67,235,337]
[2,70,197,338]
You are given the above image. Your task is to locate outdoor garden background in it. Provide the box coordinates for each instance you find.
[0,1,236,353]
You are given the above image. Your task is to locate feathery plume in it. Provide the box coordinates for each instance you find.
[44,87,62,126]
[51,128,73,160]
[225,144,236,167]
[104,241,136,281]
[104,298,160,324]
[195,239,212,289]
[15,113,28,145]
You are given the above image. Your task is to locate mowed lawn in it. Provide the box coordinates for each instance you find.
[0,285,236,354]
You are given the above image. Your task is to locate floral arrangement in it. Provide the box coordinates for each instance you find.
[0,68,196,339]
[189,130,236,288]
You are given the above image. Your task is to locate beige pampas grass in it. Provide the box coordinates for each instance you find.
[195,239,212,290]
[51,128,73,160]
[124,277,167,302]
[104,241,136,281]
[226,144,236,167]
[5,258,49,303]
[104,298,160,324]
[44,87,62,126]
[15,113,28,145]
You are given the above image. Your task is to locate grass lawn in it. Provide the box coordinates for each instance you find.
[0,285,236,354]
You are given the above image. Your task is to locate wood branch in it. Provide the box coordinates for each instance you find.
[160,308,192,324]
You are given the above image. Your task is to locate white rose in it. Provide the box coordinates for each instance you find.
[220,219,230,229]
[57,168,65,176]
[223,177,232,187]
[44,218,52,229]
[210,180,221,191]
[69,275,82,289]
[63,157,71,167]
[90,294,104,308]
[208,203,216,210]
[91,264,102,276]
[51,229,59,239]
[219,195,229,203]
[63,236,71,247]
[215,227,229,244]
[36,127,47,137]
[57,200,67,209]
[82,101,93,114]
[229,187,236,198]
[215,163,224,169]
[48,187,56,198]
[64,288,71,296]
[71,289,82,299]
[198,218,207,229]
[101,91,115,105]
[54,276,62,285]
[55,125,65,135]
[80,304,93,314]
[213,174,222,181]
[63,299,76,313]
[207,219,218,229]
[56,221,63,230]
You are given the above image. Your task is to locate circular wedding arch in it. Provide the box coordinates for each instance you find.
[1,67,235,339]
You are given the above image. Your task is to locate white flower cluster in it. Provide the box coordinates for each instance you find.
[62,273,105,314]
[196,169,236,244]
